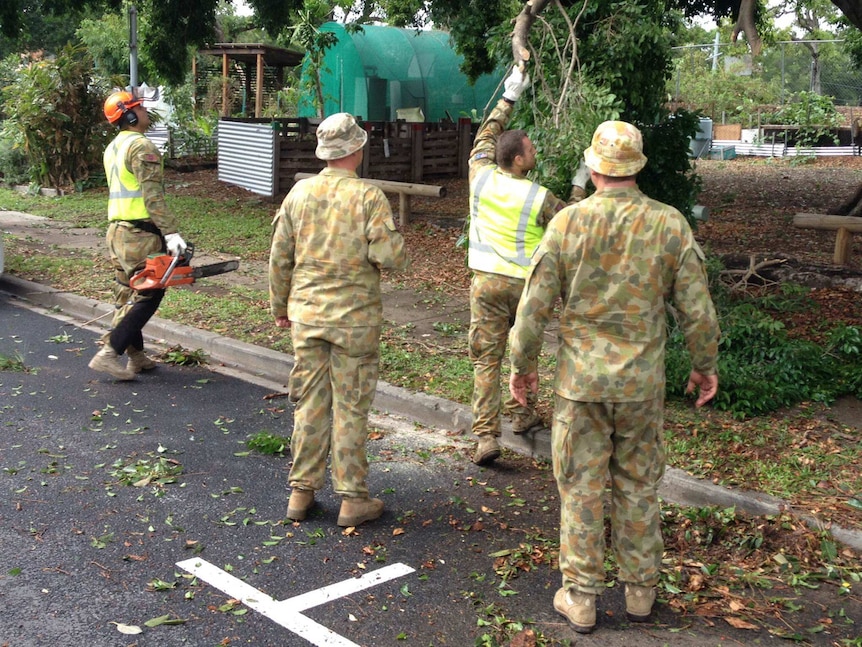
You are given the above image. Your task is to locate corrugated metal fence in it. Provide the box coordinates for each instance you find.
[711,140,861,157]
[217,120,279,197]
[216,117,475,198]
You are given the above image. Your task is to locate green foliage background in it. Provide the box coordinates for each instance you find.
[665,276,862,419]
[497,0,703,223]
[0,44,109,188]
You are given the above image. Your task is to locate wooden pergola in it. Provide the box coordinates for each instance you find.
[195,43,304,118]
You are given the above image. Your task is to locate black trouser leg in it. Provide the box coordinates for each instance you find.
[109,289,165,354]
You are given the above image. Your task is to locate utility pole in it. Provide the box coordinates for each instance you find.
[711,31,720,72]
[129,5,138,88]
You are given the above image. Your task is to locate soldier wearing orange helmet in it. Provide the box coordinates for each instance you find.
[89,89,187,380]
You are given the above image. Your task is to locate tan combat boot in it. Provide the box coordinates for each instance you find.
[337,496,384,527]
[625,584,656,622]
[511,411,546,435]
[127,347,157,373]
[286,488,315,522]
[554,587,596,634]
[88,346,136,381]
[472,435,500,465]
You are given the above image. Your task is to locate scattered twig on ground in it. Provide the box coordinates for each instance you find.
[719,255,787,292]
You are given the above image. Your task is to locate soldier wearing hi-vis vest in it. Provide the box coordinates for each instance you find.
[467,64,590,466]
[88,88,187,381]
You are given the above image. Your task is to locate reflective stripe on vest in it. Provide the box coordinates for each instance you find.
[468,166,548,279]
[104,131,149,222]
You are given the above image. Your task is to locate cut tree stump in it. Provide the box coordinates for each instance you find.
[793,213,862,265]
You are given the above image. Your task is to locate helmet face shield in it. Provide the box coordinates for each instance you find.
[133,84,160,103]
[104,90,140,123]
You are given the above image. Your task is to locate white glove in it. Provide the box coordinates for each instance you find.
[502,66,530,102]
[571,160,591,189]
[165,232,187,256]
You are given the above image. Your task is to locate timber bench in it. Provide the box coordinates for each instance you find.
[293,172,446,227]
[793,213,862,265]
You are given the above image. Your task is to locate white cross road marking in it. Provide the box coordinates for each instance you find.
[176,558,416,646]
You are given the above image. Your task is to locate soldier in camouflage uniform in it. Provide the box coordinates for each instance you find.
[509,121,720,634]
[269,112,408,528]
[467,65,589,466]
[89,89,187,381]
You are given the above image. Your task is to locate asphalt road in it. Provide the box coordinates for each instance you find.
[0,291,854,647]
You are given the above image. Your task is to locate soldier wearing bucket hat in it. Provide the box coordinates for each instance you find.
[509,119,720,635]
[315,112,368,161]
[269,111,408,528]
[583,120,648,177]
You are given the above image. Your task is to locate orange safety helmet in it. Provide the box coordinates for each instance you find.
[103,90,143,125]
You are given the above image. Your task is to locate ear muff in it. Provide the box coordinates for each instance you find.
[117,101,138,126]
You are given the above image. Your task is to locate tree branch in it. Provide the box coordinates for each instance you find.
[830,0,862,31]
[732,0,763,57]
[512,0,552,67]
[719,255,787,293]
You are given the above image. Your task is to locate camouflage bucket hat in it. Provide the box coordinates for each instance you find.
[583,120,648,177]
[315,112,368,161]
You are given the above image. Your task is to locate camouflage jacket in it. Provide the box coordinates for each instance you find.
[124,133,177,235]
[269,167,409,327]
[510,186,720,403]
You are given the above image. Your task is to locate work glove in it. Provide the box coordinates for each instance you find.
[165,232,187,256]
[571,160,591,189]
[502,66,530,102]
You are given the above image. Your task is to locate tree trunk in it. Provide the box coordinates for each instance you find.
[810,53,822,94]
[829,184,862,217]
[732,0,763,56]
[831,0,862,31]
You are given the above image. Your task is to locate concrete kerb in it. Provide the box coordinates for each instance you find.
[0,274,482,437]
[2,274,860,553]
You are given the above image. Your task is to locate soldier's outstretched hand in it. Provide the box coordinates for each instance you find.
[686,370,718,407]
[503,65,531,102]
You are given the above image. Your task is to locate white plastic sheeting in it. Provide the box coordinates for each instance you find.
[711,139,860,158]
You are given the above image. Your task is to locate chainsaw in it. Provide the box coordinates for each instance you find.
[129,243,240,291]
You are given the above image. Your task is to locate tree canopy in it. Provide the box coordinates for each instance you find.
[5,0,862,84]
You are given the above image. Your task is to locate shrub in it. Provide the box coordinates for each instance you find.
[665,276,862,418]
[0,132,30,185]
[767,92,841,147]
[637,109,704,227]
[0,44,110,189]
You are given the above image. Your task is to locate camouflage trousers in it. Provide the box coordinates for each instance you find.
[103,221,165,354]
[469,271,537,437]
[287,323,380,497]
[553,395,666,595]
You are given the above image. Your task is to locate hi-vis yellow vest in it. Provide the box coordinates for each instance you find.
[104,131,149,222]
[468,166,548,279]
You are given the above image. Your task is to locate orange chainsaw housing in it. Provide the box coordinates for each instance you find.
[129,254,194,291]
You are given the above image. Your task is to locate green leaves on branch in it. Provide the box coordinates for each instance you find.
[768,91,842,147]
[504,0,701,220]
[665,283,862,419]
[0,44,109,189]
[530,81,621,201]
[637,109,704,226]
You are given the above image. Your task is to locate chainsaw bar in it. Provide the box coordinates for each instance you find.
[192,259,240,279]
